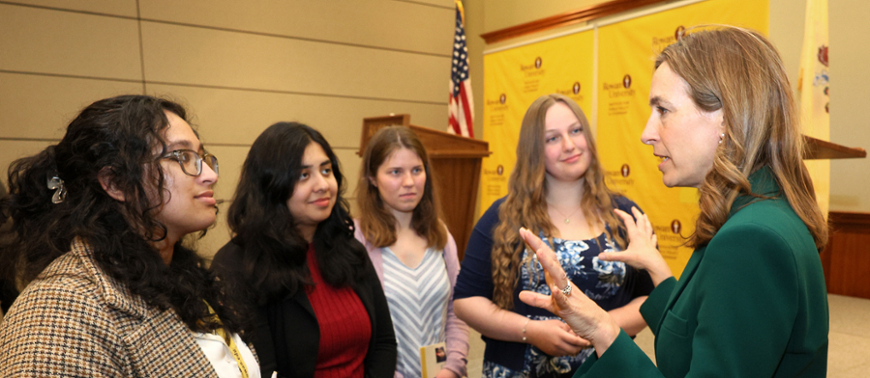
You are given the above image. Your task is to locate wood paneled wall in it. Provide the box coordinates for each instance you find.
[0,0,455,258]
[821,211,870,299]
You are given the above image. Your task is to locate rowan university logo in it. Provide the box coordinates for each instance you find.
[671,219,682,234]
[535,57,542,69]
[499,93,506,104]
[620,164,630,178]
[675,26,686,41]
[623,75,632,89]
[573,82,581,94]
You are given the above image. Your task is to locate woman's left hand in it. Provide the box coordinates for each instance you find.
[517,228,621,356]
[601,207,672,286]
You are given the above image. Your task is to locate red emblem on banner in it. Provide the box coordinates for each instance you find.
[817,45,829,67]
[671,219,682,234]
[675,26,686,40]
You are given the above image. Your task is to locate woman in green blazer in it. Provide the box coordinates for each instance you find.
[518,27,829,377]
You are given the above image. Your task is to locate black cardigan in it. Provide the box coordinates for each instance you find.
[212,241,397,378]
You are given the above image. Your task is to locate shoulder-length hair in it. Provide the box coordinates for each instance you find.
[356,126,447,250]
[226,122,367,305]
[490,94,626,309]
[0,95,240,333]
[658,26,827,250]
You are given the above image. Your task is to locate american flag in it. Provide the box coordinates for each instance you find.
[448,0,474,138]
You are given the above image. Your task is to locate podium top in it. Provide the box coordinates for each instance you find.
[359,115,490,158]
[803,135,866,160]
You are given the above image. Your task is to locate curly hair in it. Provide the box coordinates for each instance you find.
[490,94,627,309]
[356,126,447,250]
[222,122,368,306]
[0,95,241,333]
[657,26,828,250]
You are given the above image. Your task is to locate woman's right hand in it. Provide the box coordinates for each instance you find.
[517,228,621,356]
[601,207,673,286]
[525,318,591,356]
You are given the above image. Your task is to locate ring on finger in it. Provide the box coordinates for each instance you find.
[560,282,572,297]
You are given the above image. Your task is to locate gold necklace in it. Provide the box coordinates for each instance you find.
[550,205,582,224]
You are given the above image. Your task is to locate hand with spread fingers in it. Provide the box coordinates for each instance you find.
[599,207,673,286]
[517,228,622,357]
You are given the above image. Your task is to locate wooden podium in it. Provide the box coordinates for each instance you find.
[359,115,490,260]
[803,135,866,159]
[802,135,868,299]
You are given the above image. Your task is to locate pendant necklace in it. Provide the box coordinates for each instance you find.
[551,205,582,224]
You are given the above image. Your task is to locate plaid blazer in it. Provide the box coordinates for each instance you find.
[0,239,221,377]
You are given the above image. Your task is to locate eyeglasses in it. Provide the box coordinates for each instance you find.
[161,149,219,177]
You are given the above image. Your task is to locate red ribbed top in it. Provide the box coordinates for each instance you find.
[306,244,371,378]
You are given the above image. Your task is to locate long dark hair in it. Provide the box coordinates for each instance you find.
[0,95,240,333]
[225,122,367,305]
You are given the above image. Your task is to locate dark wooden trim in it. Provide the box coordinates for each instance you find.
[829,211,870,232]
[480,0,667,44]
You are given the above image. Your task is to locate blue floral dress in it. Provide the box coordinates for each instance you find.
[482,231,627,378]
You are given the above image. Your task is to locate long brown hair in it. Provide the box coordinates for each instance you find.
[657,26,828,250]
[356,126,447,250]
[491,94,626,309]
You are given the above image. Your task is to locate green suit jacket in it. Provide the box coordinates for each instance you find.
[576,168,829,377]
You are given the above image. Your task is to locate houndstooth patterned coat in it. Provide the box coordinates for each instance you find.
[0,238,223,377]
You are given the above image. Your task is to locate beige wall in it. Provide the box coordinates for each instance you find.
[0,0,455,259]
[465,0,870,213]
[826,0,870,212]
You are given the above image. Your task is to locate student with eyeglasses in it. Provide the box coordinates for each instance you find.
[0,95,260,378]
[161,149,219,177]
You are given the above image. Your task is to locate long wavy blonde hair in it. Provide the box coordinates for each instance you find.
[658,26,828,250]
[491,94,626,309]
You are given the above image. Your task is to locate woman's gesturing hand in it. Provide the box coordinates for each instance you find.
[600,207,673,286]
[516,228,621,356]
[525,319,591,356]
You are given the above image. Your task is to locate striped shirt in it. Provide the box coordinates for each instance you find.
[382,247,450,378]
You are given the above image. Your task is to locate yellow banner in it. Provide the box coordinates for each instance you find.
[597,0,768,277]
[482,0,771,277]
[481,31,594,209]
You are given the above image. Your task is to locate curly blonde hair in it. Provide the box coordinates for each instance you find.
[490,94,626,309]
[657,26,828,250]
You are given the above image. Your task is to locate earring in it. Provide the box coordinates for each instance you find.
[718,132,725,144]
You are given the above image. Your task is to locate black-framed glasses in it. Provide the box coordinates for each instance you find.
[161,149,219,177]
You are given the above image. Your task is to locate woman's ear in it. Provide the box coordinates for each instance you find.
[98,167,125,202]
[368,176,377,187]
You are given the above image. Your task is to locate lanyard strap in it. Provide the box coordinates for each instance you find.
[204,301,250,378]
